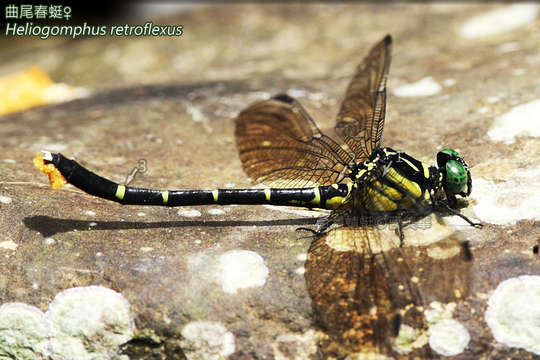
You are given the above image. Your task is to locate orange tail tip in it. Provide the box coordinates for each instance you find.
[34,152,67,189]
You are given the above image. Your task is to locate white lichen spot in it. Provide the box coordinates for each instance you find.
[294,267,305,275]
[393,324,428,355]
[140,247,153,252]
[460,4,539,38]
[45,237,56,245]
[0,240,17,251]
[443,78,456,87]
[208,208,225,216]
[185,103,213,133]
[485,275,540,354]
[180,321,235,360]
[246,91,271,102]
[296,253,307,262]
[272,330,321,360]
[46,285,134,360]
[426,244,460,260]
[527,54,540,66]
[88,222,97,227]
[422,302,469,355]
[219,250,269,294]
[472,168,540,224]
[308,92,325,102]
[287,88,308,98]
[392,77,441,98]
[488,99,540,143]
[512,68,526,76]
[84,210,95,216]
[137,212,146,217]
[498,42,520,53]
[0,303,49,359]
[424,301,457,324]
[477,106,489,114]
[186,104,205,123]
[2,159,16,164]
[428,319,470,356]
[178,209,202,217]
[486,95,501,104]
[0,195,12,204]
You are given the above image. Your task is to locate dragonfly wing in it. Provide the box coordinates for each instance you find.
[305,226,430,357]
[235,94,353,188]
[306,213,473,358]
[335,35,392,160]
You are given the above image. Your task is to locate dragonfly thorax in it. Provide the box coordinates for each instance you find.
[347,147,439,214]
[346,147,472,214]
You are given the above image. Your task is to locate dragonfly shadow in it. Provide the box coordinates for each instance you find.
[23,215,319,238]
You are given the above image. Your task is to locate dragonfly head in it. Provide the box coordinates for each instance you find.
[437,148,472,206]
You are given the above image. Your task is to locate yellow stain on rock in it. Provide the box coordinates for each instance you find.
[0,67,54,115]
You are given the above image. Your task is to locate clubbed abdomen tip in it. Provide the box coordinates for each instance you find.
[34,152,67,189]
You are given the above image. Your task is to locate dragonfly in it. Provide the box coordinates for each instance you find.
[35,34,481,357]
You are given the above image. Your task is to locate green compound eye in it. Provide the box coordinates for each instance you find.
[437,148,460,169]
[440,148,460,158]
[445,159,468,194]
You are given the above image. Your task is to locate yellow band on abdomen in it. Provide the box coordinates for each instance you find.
[115,185,126,200]
[162,191,169,204]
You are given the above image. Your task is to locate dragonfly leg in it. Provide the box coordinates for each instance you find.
[442,203,483,228]
[397,217,405,247]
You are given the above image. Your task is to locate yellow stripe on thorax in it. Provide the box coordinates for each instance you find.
[373,180,402,201]
[355,168,367,180]
[264,188,271,201]
[385,167,422,198]
[401,157,419,172]
[362,167,423,211]
[365,186,398,211]
[212,190,219,202]
[422,163,430,179]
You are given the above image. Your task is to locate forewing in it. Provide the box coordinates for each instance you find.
[335,35,392,160]
[235,94,353,188]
